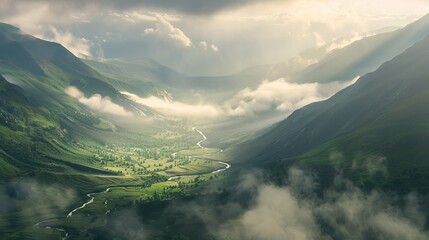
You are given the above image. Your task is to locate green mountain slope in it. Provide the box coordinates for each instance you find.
[0,23,144,179]
[0,22,164,120]
[0,24,103,93]
[239,35,429,192]
[0,73,117,179]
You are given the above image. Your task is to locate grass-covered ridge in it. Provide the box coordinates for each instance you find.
[253,35,429,193]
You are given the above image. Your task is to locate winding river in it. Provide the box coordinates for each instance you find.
[193,127,208,149]
[36,128,230,239]
[168,128,231,180]
[67,188,110,218]
[36,188,111,239]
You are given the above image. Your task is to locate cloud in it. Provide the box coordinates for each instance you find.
[121,91,221,118]
[210,44,219,52]
[43,27,92,58]
[0,179,77,219]
[109,210,148,240]
[313,32,326,47]
[319,30,381,54]
[314,186,428,240]
[65,86,132,117]
[121,77,357,120]
[199,41,208,49]
[110,11,181,23]
[0,3,96,58]
[144,14,192,47]
[128,167,428,240]
[0,2,50,34]
[238,185,320,240]
[0,0,286,16]
[1,0,425,75]
[225,77,358,117]
[218,168,429,240]
[199,41,219,52]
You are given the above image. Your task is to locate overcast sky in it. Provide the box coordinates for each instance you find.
[1,0,428,75]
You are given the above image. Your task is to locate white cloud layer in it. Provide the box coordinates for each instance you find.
[240,185,319,239]
[66,86,132,117]
[225,77,359,117]
[121,91,220,118]
[121,77,357,119]
[219,168,429,240]
[0,179,77,221]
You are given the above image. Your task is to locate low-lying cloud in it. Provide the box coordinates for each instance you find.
[121,91,221,118]
[122,77,357,120]
[225,77,358,117]
[66,86,132,117]
[0,179,77,220]
[109,210,148,240]
[238,185,319,239]
[217,168,429,240]
[121,167,428,240]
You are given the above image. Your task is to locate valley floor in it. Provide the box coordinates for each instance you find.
[0,127,233,240]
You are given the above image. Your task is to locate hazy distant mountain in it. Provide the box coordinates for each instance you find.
[84,15,429,104]
[84,58,264,102]
[238,34,429,192]
[293,14,429,84]
[83,58,183,99]
[82,14,429,146]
